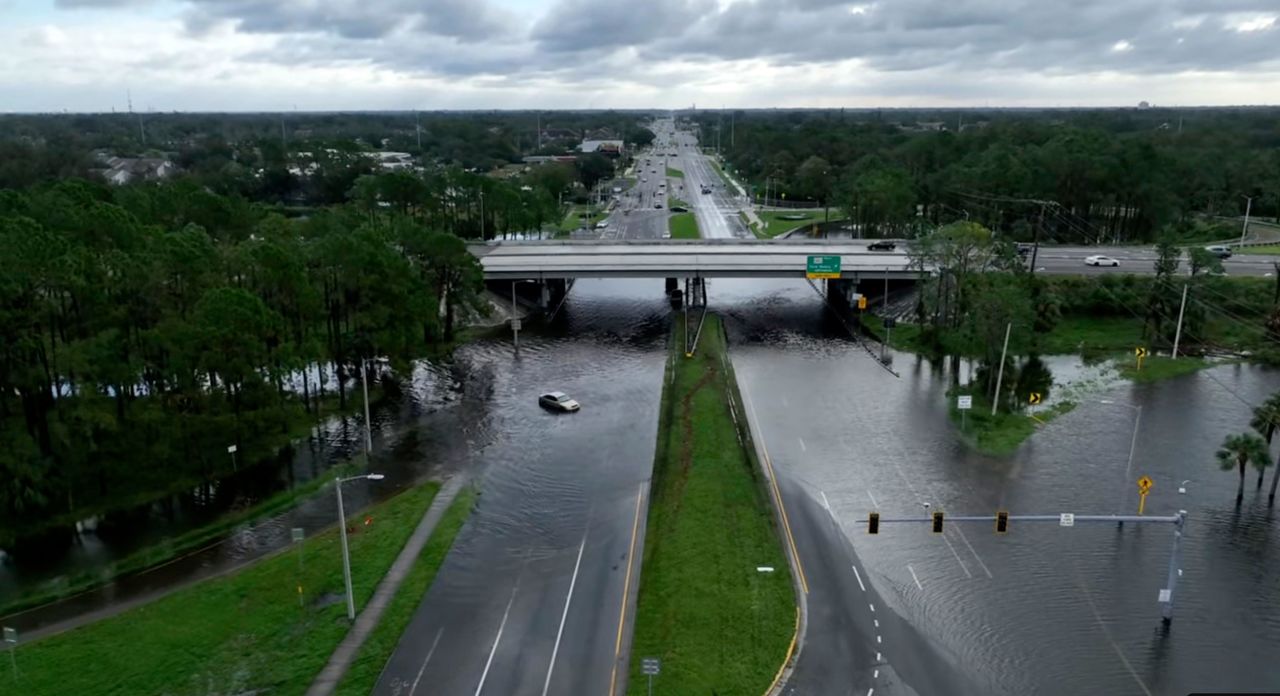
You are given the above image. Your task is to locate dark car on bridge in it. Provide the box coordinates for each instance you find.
[867,240,897,251]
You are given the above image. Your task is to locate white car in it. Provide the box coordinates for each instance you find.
[538,391,580,413]
[595,221,608,229]
[1085,255,1120,267]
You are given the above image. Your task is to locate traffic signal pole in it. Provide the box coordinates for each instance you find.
[870,511,1188,625]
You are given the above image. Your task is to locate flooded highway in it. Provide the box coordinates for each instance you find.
[5,274,1280,695]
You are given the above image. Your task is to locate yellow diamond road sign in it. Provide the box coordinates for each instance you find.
[1028,392,1042,405]
[1137,475,1153,493]
[1135,347,1149,358]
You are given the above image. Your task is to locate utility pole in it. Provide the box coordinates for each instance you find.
[991,322,1012,416]
[360,359,372,454]
[1030,203,1045,274]
[1172,283,1189,359]
[1241,195,1253,246]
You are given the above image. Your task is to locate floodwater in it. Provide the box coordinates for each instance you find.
[3,276,1279,696]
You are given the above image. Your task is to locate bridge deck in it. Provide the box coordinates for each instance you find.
[471,240,920,280]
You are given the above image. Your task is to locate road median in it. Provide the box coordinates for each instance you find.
[626,314,795,694]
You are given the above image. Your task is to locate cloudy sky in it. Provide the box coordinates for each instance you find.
[2,0,1278,111]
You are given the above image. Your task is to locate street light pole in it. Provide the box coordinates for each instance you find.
[1241,195,1253,246]
[991,322,1012,416]
[1100,400,1142,523]
[334,473,385,622]
[1172,283,1189,359]
[360,359,372,455]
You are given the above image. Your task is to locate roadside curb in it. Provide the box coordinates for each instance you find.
[304,475,469,696]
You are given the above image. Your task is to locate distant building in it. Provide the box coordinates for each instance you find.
[371,151,414,171]
[100,157,176,185]
[578,139,624,157]
[583,127,617,141]
[1138,101,1152,109]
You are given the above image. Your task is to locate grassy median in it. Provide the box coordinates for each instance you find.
[627,315,794,695]
[666,166,684,178]
[948,389,1076,456]
[13,481,450,696]
[335,486,477,695]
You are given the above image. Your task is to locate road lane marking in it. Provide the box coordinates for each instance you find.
[851,564,866,592]
[797,437,807,452]
[408,628,444,696]
[938,530,974,578]
[608,485,645,695]
[907,564,923,590]
[876,635,882,644]
[869,603,875,612]
[874,669,879,678]
[951,526,994,579]
[867,689,874,696]
[873,619,879,628]
[1074,567,1155,696]
[542,533,587,696]
[820,490,830,511]
[866,489,879,509]
[474,578,520,696]
[740,377,809,593]
[875,651,881,661]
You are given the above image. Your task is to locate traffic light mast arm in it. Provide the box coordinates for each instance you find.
[873,514,1181,524]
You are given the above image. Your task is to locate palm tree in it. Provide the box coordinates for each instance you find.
[1216,433,1271,505]
[1251,392,1280,505]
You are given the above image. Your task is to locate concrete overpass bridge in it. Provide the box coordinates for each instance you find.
[471,239,920,307]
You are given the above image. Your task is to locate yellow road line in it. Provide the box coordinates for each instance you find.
[608,484,645,695]
[742,379,809,594]
[764,606,801,696]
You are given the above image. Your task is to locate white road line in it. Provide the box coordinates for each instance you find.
[821,490,831,511]
[869,603,875,613]
[938,530,974,578]
[875,651,881,662]
[474,581,520,696]
[873,669,879,678]
[907,564,923,590]
[873,619,879,628]
[541,534,587,696]
[852,564,866,592]
[408,628,445,696]
[798,437,807,452]
[867,689,875,696]
[866,489,879,509]
[951,526,994,579]
[876,635,882,644]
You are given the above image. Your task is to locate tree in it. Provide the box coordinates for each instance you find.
[1187,247,1223,277]
[575,153,615,192]
[794,156,832,216]
[1145,236,1182,345]
[1216,432,1270,505]
[1250,392,1280,504]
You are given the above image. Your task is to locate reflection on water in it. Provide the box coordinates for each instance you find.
[3,275,1279,695]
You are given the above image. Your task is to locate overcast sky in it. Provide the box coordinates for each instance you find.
[2,0,1278,111]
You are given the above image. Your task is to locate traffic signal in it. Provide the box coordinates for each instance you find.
[996,511,1009,534]
[931,511,944,533]
[868,512,880,534]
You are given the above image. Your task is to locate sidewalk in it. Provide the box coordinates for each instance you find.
[305,475,469,696]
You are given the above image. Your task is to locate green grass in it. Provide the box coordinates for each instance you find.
[754,209,846,238]
[1117,355,1213,383]
[1036,316,1146,355]
[14,482,443,696]
[334,486,477,695]
[666,166,684,178]
[0,455,364,619]
[627,315,795,695]
[1236,245,1280,255]
[558,205,605,234]
[669,212,700,239]
[707,159,736,190]
[949,390,1076,456]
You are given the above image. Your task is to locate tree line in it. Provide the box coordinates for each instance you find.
[697,108,1280,243]
[0,172,502,548]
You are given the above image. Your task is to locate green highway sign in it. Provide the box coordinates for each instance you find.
[806,255,842,279]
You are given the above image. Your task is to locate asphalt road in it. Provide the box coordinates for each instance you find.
[671,127,752,239]
[371,300,666,696]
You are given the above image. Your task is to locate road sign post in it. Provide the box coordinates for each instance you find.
[1134,346,1148,371]
[1137,476,1153,515]
[292,527,305,607]
[806,255,841,279]
[642,657,661,696]
[957,394,972,431]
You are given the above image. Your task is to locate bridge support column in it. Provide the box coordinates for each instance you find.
[541,278,567,309]
[825,278,854,308]
[665,277,679,295]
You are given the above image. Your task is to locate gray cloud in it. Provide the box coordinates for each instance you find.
[531,0,714,52]
[180,0,510,41]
